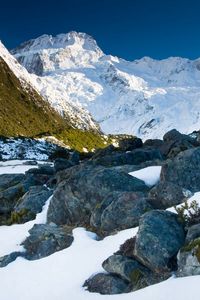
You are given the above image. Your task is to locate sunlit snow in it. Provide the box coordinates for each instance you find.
[129,166,161,187]
[0,161,200,300]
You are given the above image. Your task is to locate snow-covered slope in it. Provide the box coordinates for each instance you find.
[0,40,99,132]
[0,162,200,300]
[12,31,200,139]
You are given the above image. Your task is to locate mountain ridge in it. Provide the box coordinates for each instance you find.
[9,31,200,139]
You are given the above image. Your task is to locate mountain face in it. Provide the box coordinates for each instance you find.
[0,42,66,137]
[12,31,200,139]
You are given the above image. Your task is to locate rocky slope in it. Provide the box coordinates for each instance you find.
[12,31,200,139]
[1,129,200,297]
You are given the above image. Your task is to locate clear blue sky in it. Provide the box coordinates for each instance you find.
[1,0,200,60]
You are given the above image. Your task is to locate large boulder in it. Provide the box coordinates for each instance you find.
[161,147,200,192]
[148,181,186,209]
[161,129,199,159]
[83,273,131,295]
[92,148,163,167]
[90,192,152,235]
[134,210,185,273]
[47,164,149,227]
[102,254,169,291]
[22,223,73,260]
[13,186,52,223]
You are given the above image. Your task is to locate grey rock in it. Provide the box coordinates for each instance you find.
[91,192,152,235]
[186,224,200,244]
[83,273,131,294]
[0,183,26,214]
[22,223,74,260]
[134,210,185,273]
[102,254,169,290]
[177,238,200,277]
[0,252,23,268]
[102,254,147,282]
[161,129,199,159]
[92,148,163,167]
[47,164,149,227]
[161,147,200,192]
[0,174,25,191]
[118,137,143,151]
[148,181,185,209]
[14,186,52,222]
[54,158,73,172]
[25,165,54,176]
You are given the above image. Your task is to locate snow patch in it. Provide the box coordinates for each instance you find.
[129,166,162,187]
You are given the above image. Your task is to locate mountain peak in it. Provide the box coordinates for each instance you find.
[12,31,103,55]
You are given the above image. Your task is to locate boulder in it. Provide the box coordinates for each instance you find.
[0,174,25,191]
[83,273,131,294]
[54,158,73,172]
[177,238,200,277]
[0,252,23,268]
[102,254,169,290]
[92,148,163,167]
[163,129,199,145]
[186,224,200,244]
[118,137,143,151]
[47,164,149,227]
[13,186,52,223]
[22,223,74,260]
[148,181,185,209]
[102,255,148,285]
[90,192,152,235]
[134,210,185,273]
[161,129,199,158]
[25,165,55,176]
[0,183,27,214]
[161,147,200,192]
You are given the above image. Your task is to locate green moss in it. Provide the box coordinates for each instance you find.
[8,208,34,225]
[181,238,200,263]
[129,269,143,283]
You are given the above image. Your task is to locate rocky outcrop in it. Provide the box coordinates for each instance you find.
[91,148,163,167]
[22,223,74,260]
[47,163,149,229]
[13,186,52,222]
[84,209,185,295]
[161,147,200,192]
[177,224,200,277]
[133,210,185,273]
[90,191,152,235]
[83,273,132,294]
[148,181,186,209]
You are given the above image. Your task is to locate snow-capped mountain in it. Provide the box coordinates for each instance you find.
[0,39,99,132]
[11,31,200,139]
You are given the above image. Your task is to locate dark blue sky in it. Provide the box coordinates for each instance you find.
[1,0,200,60]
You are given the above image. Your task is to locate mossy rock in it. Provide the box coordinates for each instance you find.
[181,238,200,262]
